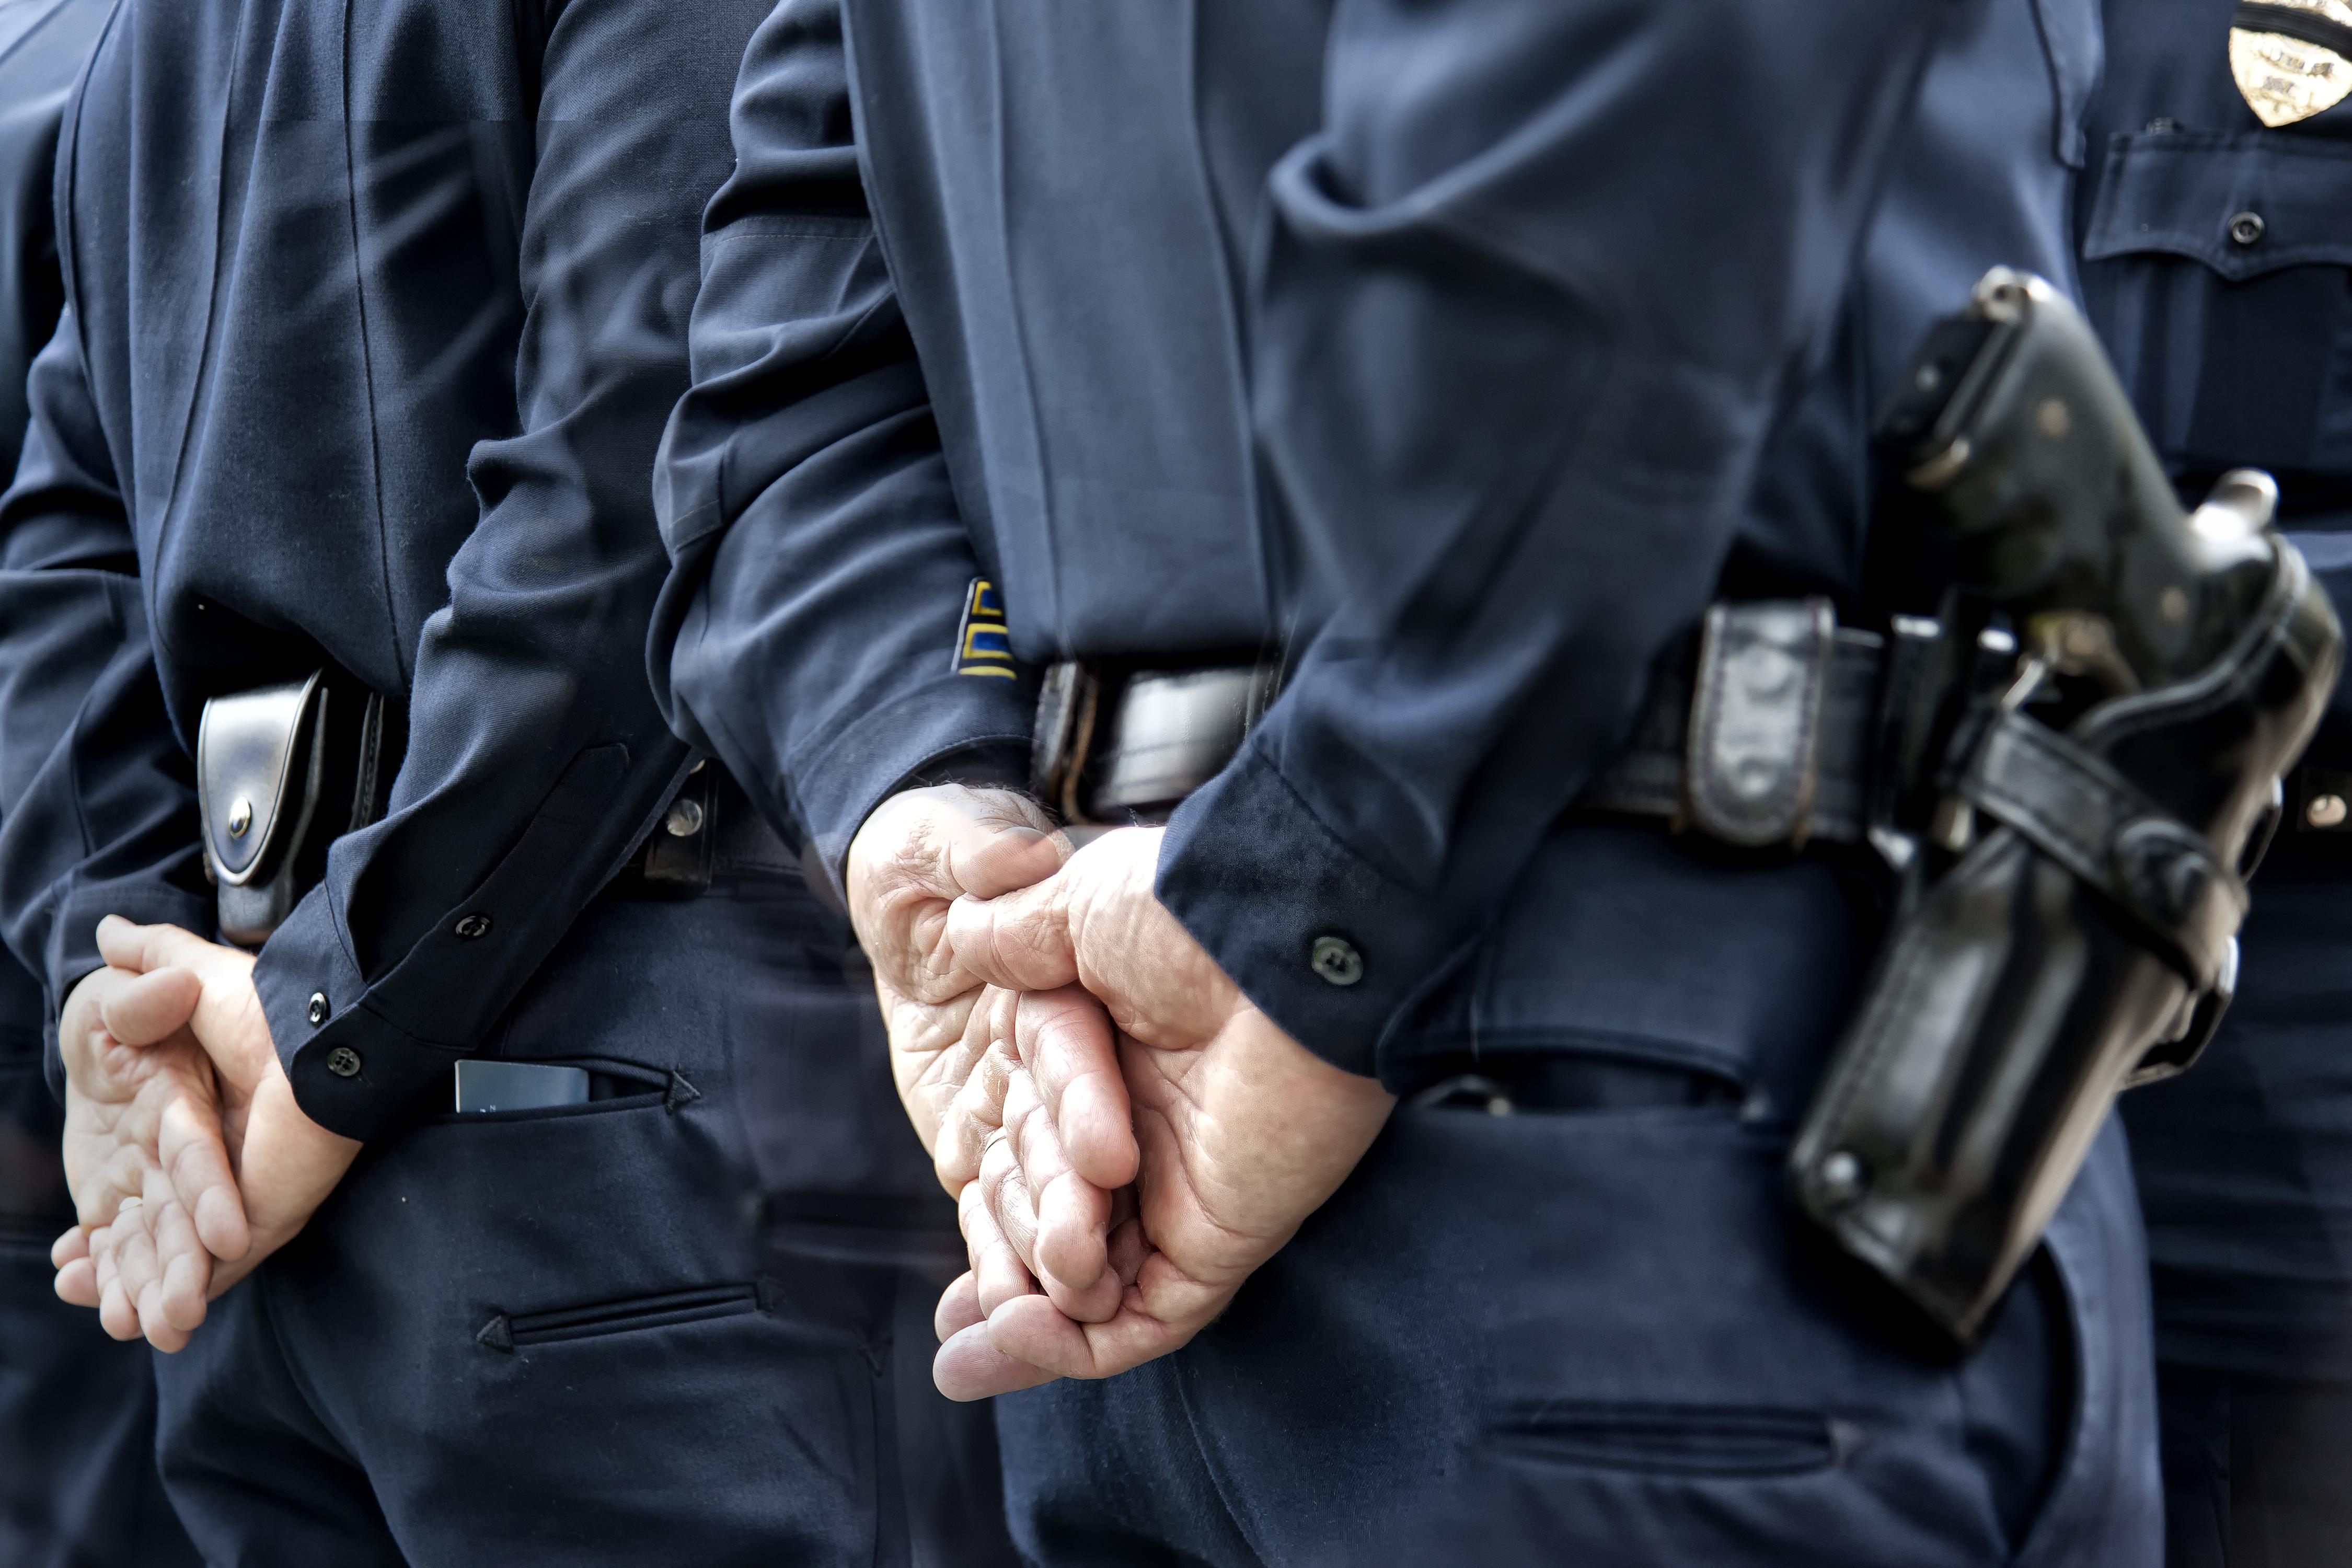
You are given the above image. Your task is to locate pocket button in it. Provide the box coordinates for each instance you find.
[2229,211,2266,247]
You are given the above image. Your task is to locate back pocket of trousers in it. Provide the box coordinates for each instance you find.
[484,1282,763,1351]
[1492,1401,1848,1479]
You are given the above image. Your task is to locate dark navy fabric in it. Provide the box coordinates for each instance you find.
[1,4,197,1564]
[0,1235,196,1568]
[0,0,755,1144]
[0,0,1019,1559]
[659,0,2160,1562]
[153,880,1016,1568]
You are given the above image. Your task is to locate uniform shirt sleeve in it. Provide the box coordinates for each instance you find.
[1158,0,1959,1078]
[648,0,1034,890]
[0,307,213,1078]
[248,0,776,1140]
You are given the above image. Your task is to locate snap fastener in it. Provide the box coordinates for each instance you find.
[663,798,705,837]
[2228,210,2266,247]
[2308,793,2348,829]
[306,991,329,1026]
[454,913,493,939]
[1309,936,1363,987]
[1816,1149,1868,1208]
[325,1046,362,1079]
[226,798,253,837]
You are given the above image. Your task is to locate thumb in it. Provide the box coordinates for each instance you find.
[98,920,268,1078]
[947,811,1068,902]
[943,877,1082,993]
[97,918,243,988]
[92,967,203,1049]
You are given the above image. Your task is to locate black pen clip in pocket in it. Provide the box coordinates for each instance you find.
[198,667,398,948]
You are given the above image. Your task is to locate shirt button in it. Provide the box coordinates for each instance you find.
[325,1046,363,1079]
[663,797,705,837]
[2228,210,2266,247]
[454,913,493,939]
[1309,936,1364,987]
[307,991,330,1026]
[2308,792,2347,829]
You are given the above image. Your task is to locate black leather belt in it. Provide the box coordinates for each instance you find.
[1028,604,1897,848]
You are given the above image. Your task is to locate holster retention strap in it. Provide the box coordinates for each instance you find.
[1957,708,2245,991]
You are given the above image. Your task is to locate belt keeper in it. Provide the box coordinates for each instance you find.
[1030,661,1104,824]
[1682,598,1837,848]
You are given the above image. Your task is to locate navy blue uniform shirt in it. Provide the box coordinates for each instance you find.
[656,0,2099,1081]
[0,0,766,1140]
[2080,0,2352,1378]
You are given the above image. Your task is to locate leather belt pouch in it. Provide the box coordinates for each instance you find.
[198,669,393,948]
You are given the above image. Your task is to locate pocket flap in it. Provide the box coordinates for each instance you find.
[2084,130,2352,280]
[197,671,323,885]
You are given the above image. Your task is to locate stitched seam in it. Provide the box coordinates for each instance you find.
[341,0,405,686]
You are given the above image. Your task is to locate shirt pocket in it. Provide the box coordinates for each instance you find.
[2082,130,2352,482]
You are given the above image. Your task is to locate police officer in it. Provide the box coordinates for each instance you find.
[2079,5,2352,1559]
[0,2,199,1562]
[653,0,2162,1562]
[0,0,1013,1561]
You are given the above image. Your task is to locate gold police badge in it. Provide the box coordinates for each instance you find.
[2232,0,2352,126]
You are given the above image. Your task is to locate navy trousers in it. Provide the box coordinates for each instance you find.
[151,876,1018,1567]
[997,824,2162,1566]
[2122,841,2352,1567]
[2,1041,198,1568]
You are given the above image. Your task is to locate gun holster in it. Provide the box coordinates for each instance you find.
[198,669,395,949]
[1788,269,2345,1345]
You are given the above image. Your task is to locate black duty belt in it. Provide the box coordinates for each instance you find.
[1029,602,1895,847]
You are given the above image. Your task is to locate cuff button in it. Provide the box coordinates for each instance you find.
[307,991,330,1026]
[454,913,493,939]
[325,1046,362,1079]
[1310,936,1364,987]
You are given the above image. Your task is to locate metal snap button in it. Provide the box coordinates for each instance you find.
[325,1046,362,1079]
[454,913,493,939]
[307,991,329,1026]
[1309,935,1363,987]
[1816,1149,1868,1208]
[226,798,253,837]
[2308,793,2348,829]
[663,798,705,837]
[2228,210,2266,247]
